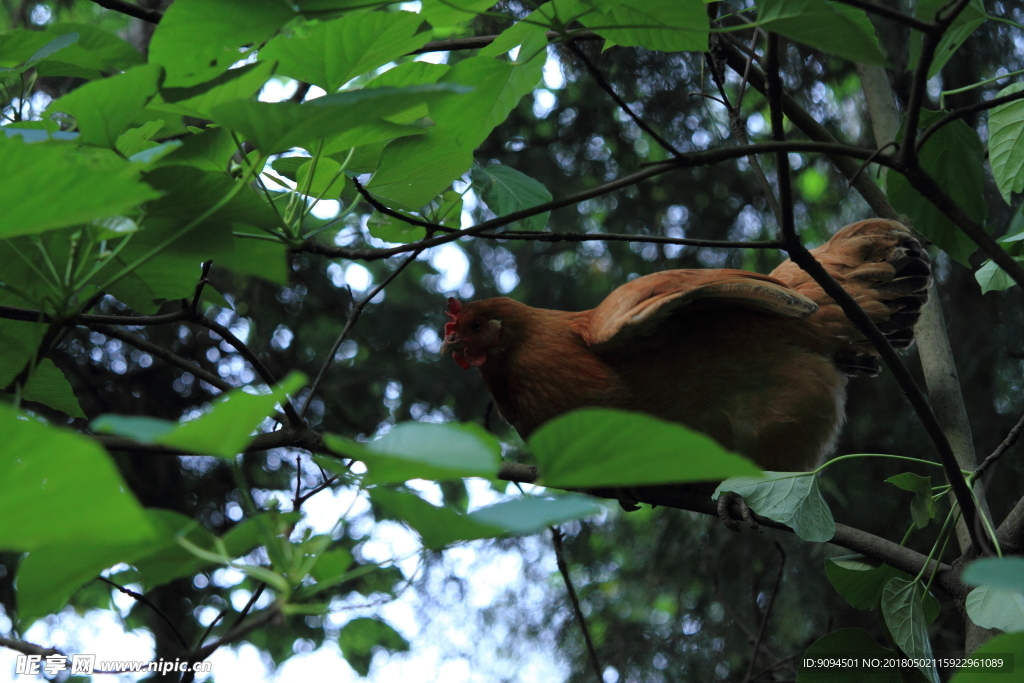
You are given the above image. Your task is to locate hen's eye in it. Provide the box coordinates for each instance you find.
[469,321,482,332]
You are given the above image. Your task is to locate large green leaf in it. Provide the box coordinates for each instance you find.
[473,163,552,231]
[531,409,760,488]
[369,488,502,549]
[323,421,501,484]
[797,628,899,683]
[432,47,544,150]
[338,617,409,677]
[965,586,1024,633]
[825,555,912,611]
[152,61,277,119]
[0,324,84,418]
[367,129,474,210]
[148,0,295,87]
[156,127,238,173]
[48,64,163,149]
[962,556,1024,593]
[886,111,987,266]
[15,509,190,621]
[370,488,602,549]
[0,23,143,78]
[91,372,306,458]
[0,404,157,552]
[260,11,431,93]
[948,632,1024,682]
[211,84,467,154]
[988,83,1024,204]
[419,0,495,28]
[582,0,710,54]
[881,578,938,682]
[0,135,161,239]
[910,0,986,78]
[714,472,834,542]
[756,0,887,66]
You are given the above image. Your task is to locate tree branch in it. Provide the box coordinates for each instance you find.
[88,0,161,24]
[97,576,189,651]
[830,0,936,33]
[551,527,603,683]
[916,89,1024,151]
[0,636,61,657]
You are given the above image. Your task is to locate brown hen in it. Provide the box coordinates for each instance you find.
[441,219,930,473]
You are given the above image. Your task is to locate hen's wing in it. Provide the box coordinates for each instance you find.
[583,269,818,350]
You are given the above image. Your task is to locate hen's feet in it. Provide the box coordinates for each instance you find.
[717,491,760,532]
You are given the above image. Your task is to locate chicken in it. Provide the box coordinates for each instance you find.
[441,219,931,474]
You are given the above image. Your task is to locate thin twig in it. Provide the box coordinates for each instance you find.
[411,29,601,55]
[566,41,682,158]
[300,249,423,418]
[551,527,603,683]
[976,410,1024,476]
[190,604,281,661]
[487,231,783,249]
[351,177,458,233]
[190,261,213,314]
[192,314,304,427]
[98,576,190,650]
[917,88,1024,151]
[743,543,786,683]
[0,636,61,657]
[88,324,233,394]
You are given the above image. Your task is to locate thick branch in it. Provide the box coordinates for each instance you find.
[496,463,961,596]
[831,0,936,33]
[0,636,61,657]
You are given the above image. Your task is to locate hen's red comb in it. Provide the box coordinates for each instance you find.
[447,297,462,316]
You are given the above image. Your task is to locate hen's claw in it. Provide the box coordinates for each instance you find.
[717,491,761,532]
[615,487,642,512]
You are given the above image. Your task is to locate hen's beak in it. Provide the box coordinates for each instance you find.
[440,334,463,357]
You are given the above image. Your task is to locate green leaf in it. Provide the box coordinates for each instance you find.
[0,23,143,77]
[116,120,166,158]
[0,324,85,418]
[148,0,295,87]
[212,84,467,154]
[309,548,354,586]
[260,11,431,93]
[473,163,552,231]
[14,508,193,622]
[338,617,409,677]
[367,129,474,210]
[975,258,1021,294]
[323,421,501,484]
[582,0,710,54]
[158,127,237,173]
[910,0,986,79]
[962,556,1024,593]
[432,50,544,150]
[369,488,501,549]
[48,64,163,149]
[217,234,290,285]
[881,578,938,682]
[965,586,1024,633]
[469,494,604,534]
[153,60,277,119]
[531,409,761,488]
[988,83,1024,204]
[367,212,428,244]
[364,61,450,124]
[134,511,301,589]
[297,157,346,199]
[0,403,157,552]
[825,554,911,611]
[756,0,887,66]
[885,472,936,529]
[0,31,79,76]
[797,628,899,683]
[948,632,1024,682]
[714,472,834,542]
[0,135,161,239]
[91,372,306,458]
[419,0,494,28]
[886,111,987,266]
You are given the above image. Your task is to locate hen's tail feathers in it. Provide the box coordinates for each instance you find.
[769,219,932,376]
